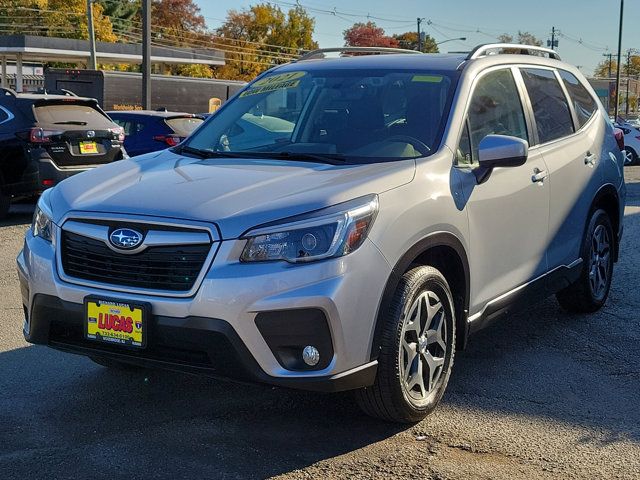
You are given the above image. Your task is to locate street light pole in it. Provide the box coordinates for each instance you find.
[86,0,97,70]
[142,0,151,110]
[614,0,624,120]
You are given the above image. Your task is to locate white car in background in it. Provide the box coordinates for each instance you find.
[615,122,640,165]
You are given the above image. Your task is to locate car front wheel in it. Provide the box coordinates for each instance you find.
[356,266,456,423]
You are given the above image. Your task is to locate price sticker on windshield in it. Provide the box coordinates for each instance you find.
[240,71,306,97]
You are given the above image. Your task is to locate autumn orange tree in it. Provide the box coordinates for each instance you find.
[214,3,318,81]
[343,22,398,48]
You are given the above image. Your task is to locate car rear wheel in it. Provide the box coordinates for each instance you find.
[623,147,638,165]
[556,209,614,313]
[355,266,455,423]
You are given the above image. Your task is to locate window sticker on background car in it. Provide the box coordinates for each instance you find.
[240,71,306,97]
[411,74,444,83]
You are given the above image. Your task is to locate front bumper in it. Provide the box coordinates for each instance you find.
[17,227,391,392]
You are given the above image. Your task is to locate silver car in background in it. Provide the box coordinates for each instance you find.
[18,44,625,423]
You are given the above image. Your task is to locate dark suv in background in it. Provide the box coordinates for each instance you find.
[107,110,204,157]
[0,89,126,218]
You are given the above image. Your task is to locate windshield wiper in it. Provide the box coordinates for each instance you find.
[53,121,87,125]
[176,145,249,159]
[261,151,347,165]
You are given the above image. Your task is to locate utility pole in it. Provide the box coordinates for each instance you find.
[547,26,558,50]
[625,49,638,117]
[626,49,631,117]
[86,0,97,70]
[614,0,624,120]
[142,0,151,110]
[417,18,423,52]
[603,52,614,77]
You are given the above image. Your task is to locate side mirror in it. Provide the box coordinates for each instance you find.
[474,134,528,184]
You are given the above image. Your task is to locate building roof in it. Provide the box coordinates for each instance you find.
[0,34,224,66]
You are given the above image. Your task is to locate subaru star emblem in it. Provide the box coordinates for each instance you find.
[87,130,95,138]
[109,228,143,250]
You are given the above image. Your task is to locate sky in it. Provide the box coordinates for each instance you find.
[197,0,640,76]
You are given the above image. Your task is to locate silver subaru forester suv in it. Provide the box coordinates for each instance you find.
[18,45,625,423]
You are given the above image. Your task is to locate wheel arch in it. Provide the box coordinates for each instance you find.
[369,232,470,361]
[589,183,621,262]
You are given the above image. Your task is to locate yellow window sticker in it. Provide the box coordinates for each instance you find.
[411,75,444,83]
[240,71,306,97]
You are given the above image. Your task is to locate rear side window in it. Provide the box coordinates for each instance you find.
[521,68,574,144]
[559,70,597,128]
[166,117,203,137]
[34,103,114,128]
[464,68,528,162]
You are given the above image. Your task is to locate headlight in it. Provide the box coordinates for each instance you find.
[241,195,378,263]
[32,190,54,242]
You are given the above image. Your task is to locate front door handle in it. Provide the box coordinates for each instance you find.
[531,168,548,183]
[584,151,597,167]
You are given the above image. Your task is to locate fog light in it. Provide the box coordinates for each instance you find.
[302,345,320,366]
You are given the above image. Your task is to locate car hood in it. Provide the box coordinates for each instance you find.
[50,150,416,239]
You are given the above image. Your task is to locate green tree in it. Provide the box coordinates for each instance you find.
[0,0,116,40]
[594,59,618,78]
[498,31,543,46]
[393,31,439,53]
[98,0,139,39]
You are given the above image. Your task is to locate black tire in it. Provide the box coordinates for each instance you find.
[89,356,144,371]
[355,266,456,423]
[556,209,614,313]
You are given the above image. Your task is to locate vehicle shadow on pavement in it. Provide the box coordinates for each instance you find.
[442,213,640,448]
[0,344,406,479]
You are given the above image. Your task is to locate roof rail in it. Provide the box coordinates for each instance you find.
[467,43,561,61]
[298,46,422,62]
[0,87,17,97]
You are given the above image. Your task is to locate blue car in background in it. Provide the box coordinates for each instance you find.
[107,110,204,157]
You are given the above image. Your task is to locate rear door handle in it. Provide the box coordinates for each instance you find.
[531,168,548,183]
[584,151,597,167]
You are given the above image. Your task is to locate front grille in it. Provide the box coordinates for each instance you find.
[61,230,210,292]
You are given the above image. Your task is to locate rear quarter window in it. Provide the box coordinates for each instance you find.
[34,103,114,128]
[521,68,574,144]
[558,70,598,128]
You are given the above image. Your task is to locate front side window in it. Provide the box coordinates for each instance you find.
[186,68,458,163]
[521,68,574,144]
[559,70,598,128]
[464,68,528,161]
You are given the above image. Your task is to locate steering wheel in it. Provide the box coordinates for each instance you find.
[384,135,431,154]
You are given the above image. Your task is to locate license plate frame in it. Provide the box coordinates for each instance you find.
[79,141,98,154]
[84,296,149,349]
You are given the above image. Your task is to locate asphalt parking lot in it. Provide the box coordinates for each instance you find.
[1,170,639,480]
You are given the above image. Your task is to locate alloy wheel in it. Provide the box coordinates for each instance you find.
[589,224,611,301]
[399,290,448,404]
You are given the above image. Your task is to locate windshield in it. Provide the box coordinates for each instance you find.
[186,68,457,163]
